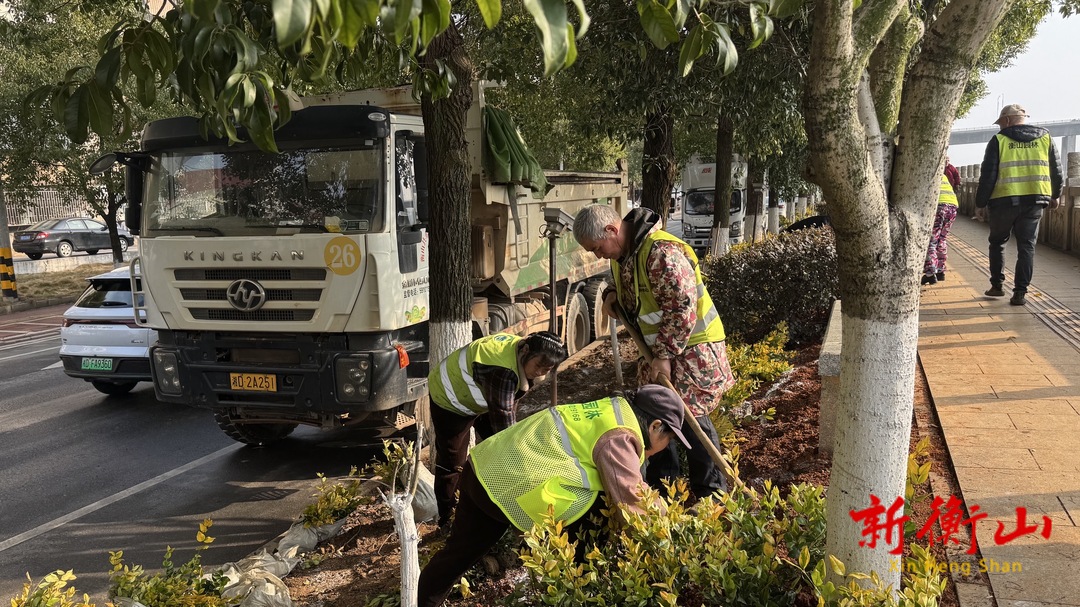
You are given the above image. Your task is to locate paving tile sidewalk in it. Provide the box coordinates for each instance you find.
[918,215,1080,607]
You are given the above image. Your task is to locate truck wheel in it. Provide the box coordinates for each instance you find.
[213,412,297,446]
[91,380,137,396]
[564,292,592,355]
[581,277,610,340]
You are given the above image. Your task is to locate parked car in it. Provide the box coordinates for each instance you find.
[60,267,156,395]
[12,217,133,260]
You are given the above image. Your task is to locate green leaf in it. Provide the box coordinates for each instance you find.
[748,4,773,50]
[638,0,679,49]
[246,95,279,153]
[852,0,862,9]
[86,82,114,136]
[474,0,502,29]
[189,0,221,21]
[677,23,704,77]
[523,0,570,75]
[568,0,589,37]
[64,84,90,144]
[673,0,690,30]
[710,22,738,74]
[339,0,367,47]
[273,0,313,46]
[768,0,802,18]
[418,0,451,48]
[563,22,577,68]
[273,88,294,128]
[95,47,124,89]
[392,0,424,43]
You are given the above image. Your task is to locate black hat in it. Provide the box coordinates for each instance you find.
[632,385,691,450]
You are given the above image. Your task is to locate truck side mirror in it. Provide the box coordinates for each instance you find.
[125,203,142,236]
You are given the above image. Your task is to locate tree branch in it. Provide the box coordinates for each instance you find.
[852,0,906,69]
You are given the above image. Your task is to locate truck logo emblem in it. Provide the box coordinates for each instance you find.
[226,279,267,312]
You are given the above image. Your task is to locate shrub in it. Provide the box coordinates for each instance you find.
[515,481,945,607]
[300,467,368,527]
[10,570,93,607]
[703,226,838,345]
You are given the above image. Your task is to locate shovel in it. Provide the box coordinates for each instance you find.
[611,303,745,492]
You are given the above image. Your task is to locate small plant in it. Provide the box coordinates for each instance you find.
[904,436,934,536]
[713,323,792,431]
[300,467,368,527]
[9,570,94,607]
[108,519,235,607]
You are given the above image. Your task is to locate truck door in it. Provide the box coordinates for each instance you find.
[395,132,429,275]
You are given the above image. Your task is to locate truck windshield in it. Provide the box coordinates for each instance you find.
[684,191,714,216]
[143,142,385,236]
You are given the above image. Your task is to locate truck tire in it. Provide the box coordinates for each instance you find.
[581,277,610,340]
[91,380,137,396]
[564,292,592,355]
[214,412,298,446]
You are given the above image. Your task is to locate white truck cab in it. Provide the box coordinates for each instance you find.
[680,159,748,250]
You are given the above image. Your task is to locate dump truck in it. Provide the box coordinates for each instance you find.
[100,84,627,445]
[680,158,748,250]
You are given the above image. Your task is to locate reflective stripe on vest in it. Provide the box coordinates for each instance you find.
[428,333,521,416]
[939,174,958,207]
[989,133,1052,199]
[612,230,725,348]
[470,396,642,531]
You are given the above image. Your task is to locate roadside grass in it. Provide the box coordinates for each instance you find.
[15,264,117,301]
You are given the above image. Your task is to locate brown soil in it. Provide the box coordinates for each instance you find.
[283,333,978,607]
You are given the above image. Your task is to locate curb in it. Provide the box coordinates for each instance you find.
[0,296,79,316]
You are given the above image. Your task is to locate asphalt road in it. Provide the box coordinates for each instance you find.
[0,306,382,602]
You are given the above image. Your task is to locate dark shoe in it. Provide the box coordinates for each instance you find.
[1010,292,1027,306]
[921,274,937,286]
[936,272,946,282]
[985,285,1005,297]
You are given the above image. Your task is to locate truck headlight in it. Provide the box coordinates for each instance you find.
[335,355,373,403]
[683,224,694,236]
[730,222,741,236]
[153,350,182,395]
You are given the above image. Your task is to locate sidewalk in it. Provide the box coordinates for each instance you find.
[918,215,1080,607]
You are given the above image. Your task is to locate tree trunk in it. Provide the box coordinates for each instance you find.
[708,115,735,257]
[746,157,766,243]
[804,0,1016,590]
[420,22,475,365]
[641,107,676,225]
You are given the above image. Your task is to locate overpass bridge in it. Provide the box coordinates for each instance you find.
[950,119,1080,158]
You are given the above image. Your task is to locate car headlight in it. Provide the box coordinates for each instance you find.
[152,350,182,395]
[335,355,373,403]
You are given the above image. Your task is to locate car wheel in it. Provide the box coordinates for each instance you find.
[56,241,74,257]
[86,249,99,255]
[119,239,129,252]
[214,411,298,446]
[92,380,137,396]
[27,253,42,260]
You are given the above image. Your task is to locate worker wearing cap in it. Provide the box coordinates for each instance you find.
[417,385,690,607]
[975,103,1063,306]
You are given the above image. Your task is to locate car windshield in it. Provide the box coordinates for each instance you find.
[143,142,386,237]
[76,279,142,308]
[26,219,61,231]
[684,191,714,216]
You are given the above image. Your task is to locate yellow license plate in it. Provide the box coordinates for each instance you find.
[229,373,277,392]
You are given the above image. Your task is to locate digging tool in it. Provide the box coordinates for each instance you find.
[611,303,745,491]
[610,317,623,386]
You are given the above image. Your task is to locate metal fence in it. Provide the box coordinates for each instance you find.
[3,188,91,230]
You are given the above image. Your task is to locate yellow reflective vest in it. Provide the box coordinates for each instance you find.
[611,230,725,348]
[939,174,958,207]
[470,396,643,531]
[428,333,521,416]
[989,133,1053,200]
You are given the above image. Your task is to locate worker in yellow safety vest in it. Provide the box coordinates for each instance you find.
[427,331,567,526]
[975,103,1063,306]
[416,384,690,607]
[921,171,961,286]
[573,204,735,502]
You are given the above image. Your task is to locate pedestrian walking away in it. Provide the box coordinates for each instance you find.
[922,169,960,285]
[427,331,568,527]
[573,204,735,501]
[975,103,1063,306]
[416,385,690,607]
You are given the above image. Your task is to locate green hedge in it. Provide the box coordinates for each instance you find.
[704,227,838,345]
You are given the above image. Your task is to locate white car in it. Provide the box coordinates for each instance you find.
[60,267,157,395]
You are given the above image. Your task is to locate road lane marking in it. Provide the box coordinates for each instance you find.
[42,361,64,370]
[0,346,60,362]
[0,444,243,553]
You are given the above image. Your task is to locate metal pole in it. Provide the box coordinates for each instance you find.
[610,317,622,386]
[548,232,558,406]
[0,187,18,301]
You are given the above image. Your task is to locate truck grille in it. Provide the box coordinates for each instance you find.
[176,268,327,323]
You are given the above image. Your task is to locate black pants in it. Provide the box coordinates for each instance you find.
[418,462,606,607]
[431,403,494,524]
[645,412,727,500]
[987,204,1043,294]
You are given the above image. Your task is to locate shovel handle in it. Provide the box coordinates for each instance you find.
[611,303,744,491]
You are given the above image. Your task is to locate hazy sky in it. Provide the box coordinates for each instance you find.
[949,12,1080,167]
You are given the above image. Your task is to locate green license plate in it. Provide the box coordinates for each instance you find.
[81,357,114,371]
